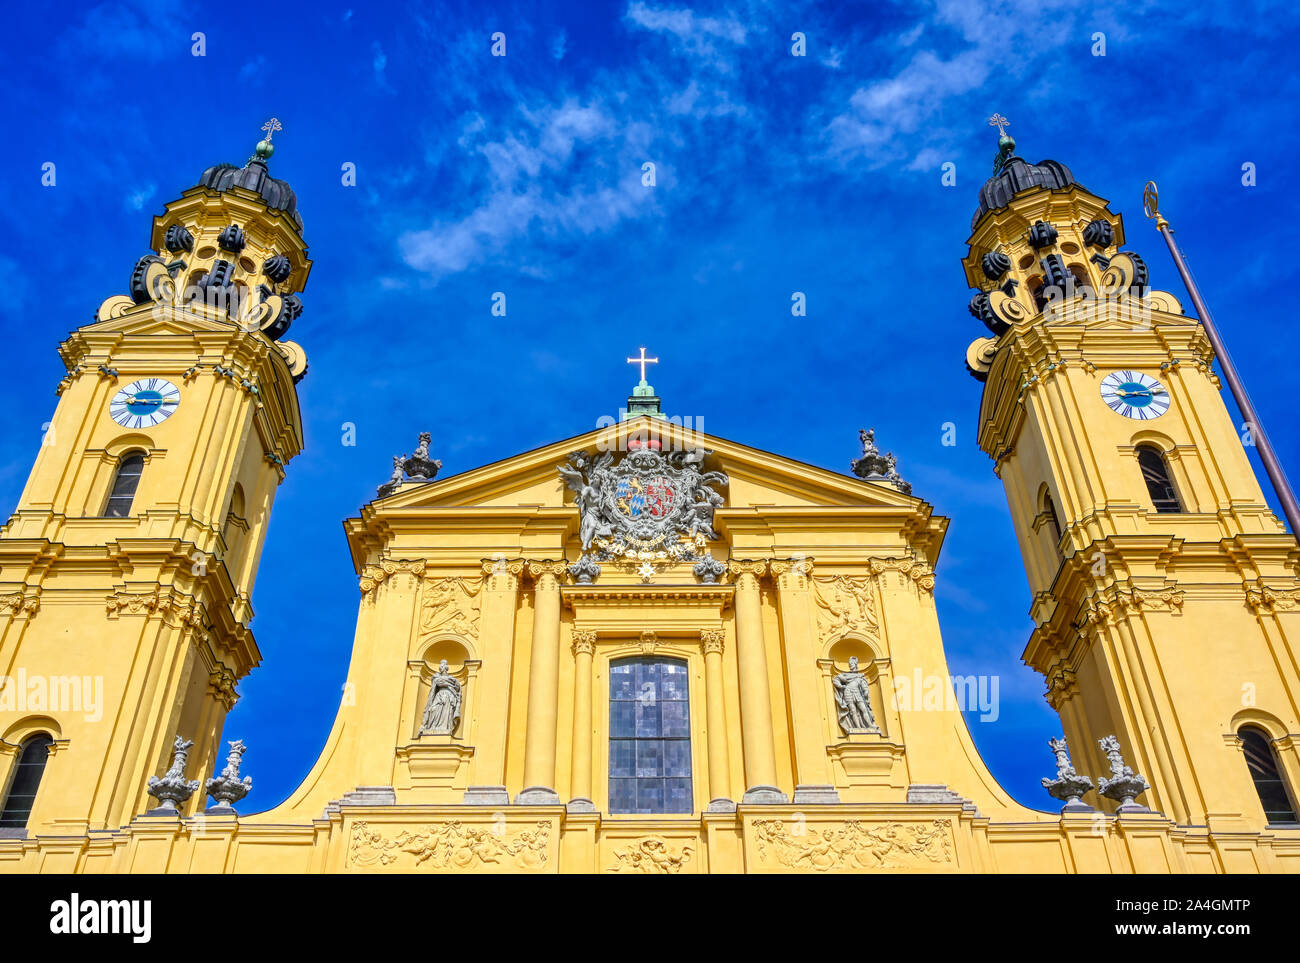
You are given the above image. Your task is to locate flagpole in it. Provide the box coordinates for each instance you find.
[1143,181,1300,535]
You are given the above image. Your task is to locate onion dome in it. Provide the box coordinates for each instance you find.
[196,128,302,231]
[972,130,1078,230]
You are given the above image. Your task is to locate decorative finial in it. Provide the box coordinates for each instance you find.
[850,428,912,495]
[626,346,659,384]
[988,113,1016,175]
[205,739,253,814]
[1097,735,1152,812]
[377,431,442,497]
[1041,736,1094,811]
[146,736,201,815]
[254,117,282,161]
[1141,179,1169,230]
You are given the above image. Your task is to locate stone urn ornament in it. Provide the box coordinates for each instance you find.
[147,736,201,815]
[205,740,253,814]
[1041,736,1093,812]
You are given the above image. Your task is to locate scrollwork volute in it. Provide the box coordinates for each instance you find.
[770,557,814,590]
[728,559,768,590]
[0,592,40,617]
[482,557,525,592]
[867,555,936,593]
[526,559,569,591]
[360,558,428,597]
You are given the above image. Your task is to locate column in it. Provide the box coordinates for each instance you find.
[516,559,567,805]
[463,558,523,805]
[700,628,734,811]
[568,628,597,812]
[771,558,839,804]
[729,560,787,803]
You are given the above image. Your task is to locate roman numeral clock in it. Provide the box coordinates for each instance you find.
[108,378,181,429]
[1099,370,1169,420]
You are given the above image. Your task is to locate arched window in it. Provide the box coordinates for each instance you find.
[103,452,145,517]
[1026,275,1048,312]
[1136,445,1182,513]
[1239,726,1298,825]
[1042,489,1063,547]
[1066,263,1092,297]
[609,657,691,814]
[223,484,246,538]
[0,734,54,831]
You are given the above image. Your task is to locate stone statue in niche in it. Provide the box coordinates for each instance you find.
[419,659,463,735]
[832,656,878,734]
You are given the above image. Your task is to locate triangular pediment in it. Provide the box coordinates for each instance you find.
[82,300,245,338]
[1040,290,1189,329]
[373,418,922,514]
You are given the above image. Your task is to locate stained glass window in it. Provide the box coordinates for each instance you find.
[609,657,692,814]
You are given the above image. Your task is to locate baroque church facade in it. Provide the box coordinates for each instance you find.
[0,127,1298,874]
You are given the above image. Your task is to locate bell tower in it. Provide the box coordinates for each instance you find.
[963,120,1300,830]
[0,123,310,835]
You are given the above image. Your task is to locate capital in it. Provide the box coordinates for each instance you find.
[770,556,814,587]
[482,557,525,590]
[700,628,725,655]
[571,628,597,657]
[728,559,768,588]
[526,558,569,589]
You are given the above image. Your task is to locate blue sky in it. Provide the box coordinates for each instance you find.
[1,0,1298,813]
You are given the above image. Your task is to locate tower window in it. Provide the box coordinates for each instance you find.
[608,657,692,814]
[1027,276,1048,312]
[103,452,145,518]
[1239,726,1298,825]
[1067,263,1092,296]
[224,484,246,535]
[1042,490,1063,547]
[0,733,54,831]
[1136,446,1182,513]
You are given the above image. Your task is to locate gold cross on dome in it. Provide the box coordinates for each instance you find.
[988,113,1011,137]
[627,346,659,382]
[261,117,283,142]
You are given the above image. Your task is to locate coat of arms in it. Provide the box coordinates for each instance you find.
[558,447,728,561]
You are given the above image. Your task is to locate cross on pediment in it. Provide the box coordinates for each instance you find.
[627,346,659,382]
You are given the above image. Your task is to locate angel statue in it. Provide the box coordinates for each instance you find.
[420,659,463,735]
[558,451,615,552]
[688,489,724,540]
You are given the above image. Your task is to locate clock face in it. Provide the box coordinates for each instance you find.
[1100,370,1169,420]
[109,378,181,428]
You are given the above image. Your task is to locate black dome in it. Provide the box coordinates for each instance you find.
[197,159,303,231]
[972,157,1077,230]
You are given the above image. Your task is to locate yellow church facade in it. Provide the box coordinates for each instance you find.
[1,129,1299,874]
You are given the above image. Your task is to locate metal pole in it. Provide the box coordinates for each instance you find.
[1143,181,1300,535]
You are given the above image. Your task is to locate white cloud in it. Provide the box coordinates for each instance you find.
[625,1,748,70]
[125,184,156,211]
[398,99,655,278]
